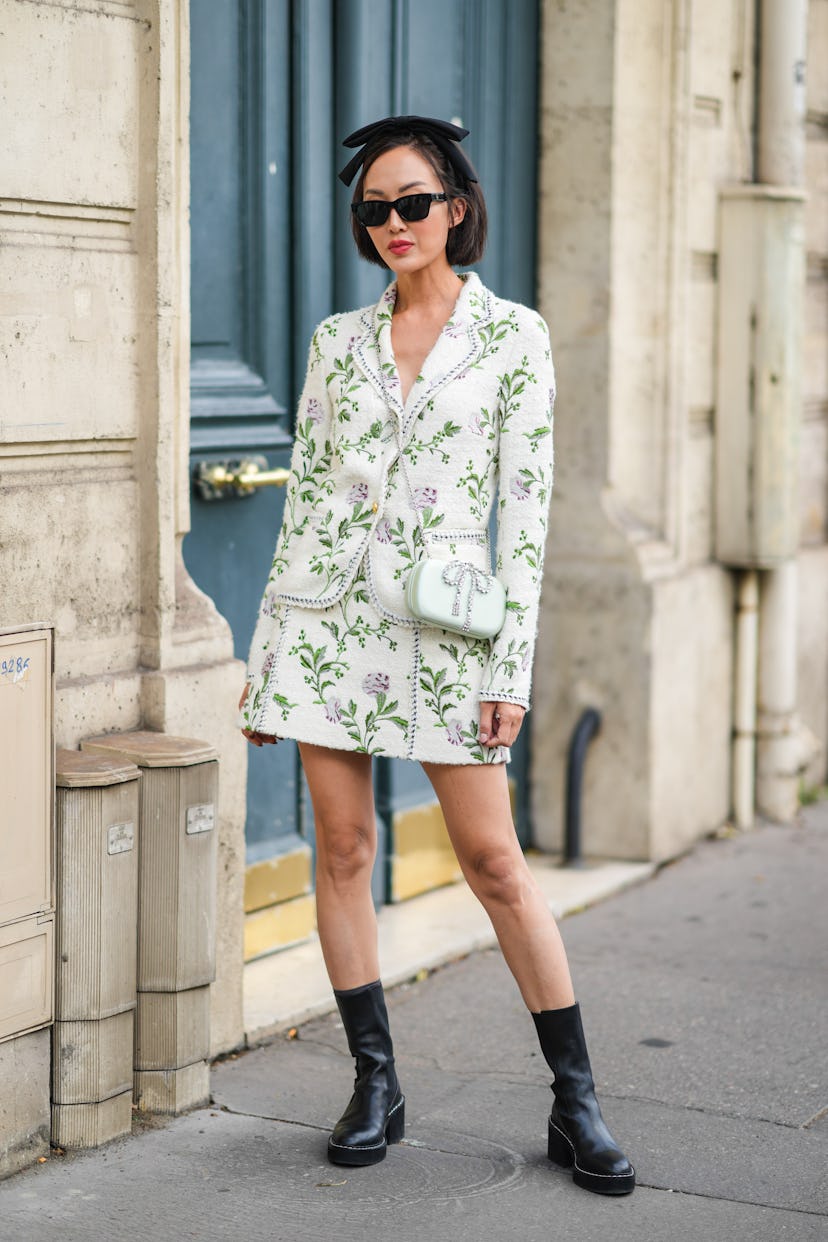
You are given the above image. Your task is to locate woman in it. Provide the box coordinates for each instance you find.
[239,115,635,1196]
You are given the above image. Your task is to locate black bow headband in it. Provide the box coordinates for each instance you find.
[338,115,478,187]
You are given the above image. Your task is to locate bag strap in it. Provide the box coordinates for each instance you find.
[391,420,429,548]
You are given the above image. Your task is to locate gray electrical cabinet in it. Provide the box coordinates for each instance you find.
[0,624,55,1178]
[715,186,805,566]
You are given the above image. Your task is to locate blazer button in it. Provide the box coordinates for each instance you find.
[371,501,378,513]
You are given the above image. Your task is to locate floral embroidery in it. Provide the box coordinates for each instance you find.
[510,473,531,501]
[411,486,438,510]
[363,671,390,697]
[339,689,408,754]
[458,460,492,521]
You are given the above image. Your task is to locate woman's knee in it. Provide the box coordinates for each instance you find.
[465,847,532,909]
[316,820,377,886]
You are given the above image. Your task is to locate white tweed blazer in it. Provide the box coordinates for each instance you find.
[246,271,555,709]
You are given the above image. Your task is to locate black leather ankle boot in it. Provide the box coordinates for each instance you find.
[532,1002,635,1195]
[327,980,405,1166]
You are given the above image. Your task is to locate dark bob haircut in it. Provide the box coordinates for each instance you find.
[349,129,488,269]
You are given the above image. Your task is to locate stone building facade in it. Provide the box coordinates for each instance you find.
[533,0,828,860]
[1,0,826,1060]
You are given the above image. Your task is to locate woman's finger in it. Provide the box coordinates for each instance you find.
[478,700,497,744]
[241,727,279,746]
[485,703,525,748]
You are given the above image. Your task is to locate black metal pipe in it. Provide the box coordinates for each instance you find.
[374,756,393,907]
[564,708,602,866]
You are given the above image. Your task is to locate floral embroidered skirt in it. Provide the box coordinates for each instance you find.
[241,554,509,765]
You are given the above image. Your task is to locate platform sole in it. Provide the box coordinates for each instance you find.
[327,1095,405,1167]
[547,1117,636,1196]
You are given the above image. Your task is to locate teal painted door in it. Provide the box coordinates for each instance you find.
[187,0,541,881]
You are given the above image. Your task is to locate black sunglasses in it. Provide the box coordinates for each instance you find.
[351,192,448,227]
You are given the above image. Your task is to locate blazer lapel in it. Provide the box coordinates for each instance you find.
[350,271,496,447]
[351,282,404,421]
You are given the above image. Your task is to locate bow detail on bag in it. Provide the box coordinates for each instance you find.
[441,561,493,633]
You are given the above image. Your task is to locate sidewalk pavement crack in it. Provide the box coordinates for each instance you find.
[597,1091,824,1130]
[217,1104,330,1132]
[642,1184,827,1218]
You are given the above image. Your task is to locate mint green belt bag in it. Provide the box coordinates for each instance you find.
[405,558,506,640]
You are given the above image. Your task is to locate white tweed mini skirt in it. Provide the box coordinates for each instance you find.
[240,552,509,766]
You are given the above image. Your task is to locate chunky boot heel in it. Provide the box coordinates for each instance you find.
[327,980,404,1168]
[547,1118,574,1167]
[532,1003,636,1196]
[385,1094,406,1144]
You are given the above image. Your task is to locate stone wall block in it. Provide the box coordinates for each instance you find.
[0,1030,50,1180]
[51,1093,133,1151]
[135,987,210,1072]
[52,1012,134,1106]
[133,1063,210,1116]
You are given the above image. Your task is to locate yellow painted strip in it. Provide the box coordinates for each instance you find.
[390,780,520,903]
[390,801,462,902]
[243,893,316,962]
[244,846,312,914]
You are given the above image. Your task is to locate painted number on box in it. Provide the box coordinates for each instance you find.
[186,804,214,835]
[0,654,31,689]
[107,822,135,855]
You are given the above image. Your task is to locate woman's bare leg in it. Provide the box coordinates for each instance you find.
[299,742,379,989]
[422,760,575,1012]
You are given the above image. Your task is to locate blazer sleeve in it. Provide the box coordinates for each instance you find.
[478,310,556,710]
[245,326,335,685]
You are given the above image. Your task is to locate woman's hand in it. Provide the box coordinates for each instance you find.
[238,683,279,747]
[478,700,525,749]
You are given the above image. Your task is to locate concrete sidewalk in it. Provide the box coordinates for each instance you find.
[1,806,827,1241]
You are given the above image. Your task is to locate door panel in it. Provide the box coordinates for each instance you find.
[188,0,300,863]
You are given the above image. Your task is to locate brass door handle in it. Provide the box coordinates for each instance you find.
[193,456,290,501]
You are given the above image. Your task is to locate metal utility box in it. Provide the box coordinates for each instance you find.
[0,917,53,1043]
[0,625,53,932]
[715,186,805,567]
[0,624,54,1178]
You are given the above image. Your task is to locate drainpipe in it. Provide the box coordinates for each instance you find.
[753,0,811,822]
[756,0,808,186]
[733,571,759,829]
